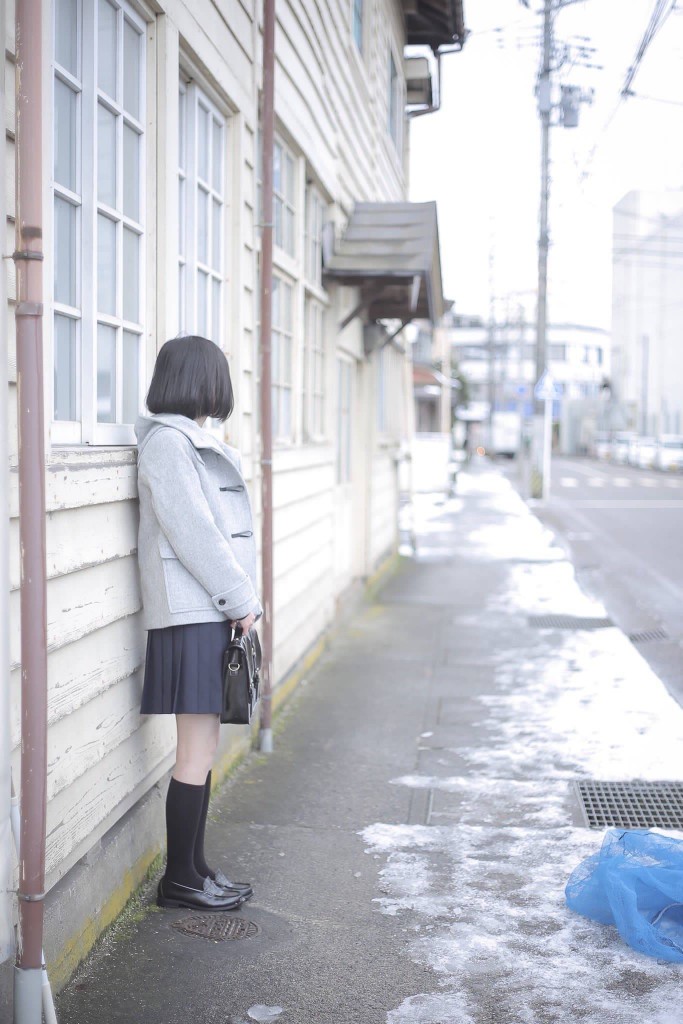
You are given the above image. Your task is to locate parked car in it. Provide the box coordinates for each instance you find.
[656,435,683,472]
[612,431,637,465]
[633,436,658,469]
[592,431,611,460]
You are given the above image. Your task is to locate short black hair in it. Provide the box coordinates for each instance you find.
[146,335,234,422]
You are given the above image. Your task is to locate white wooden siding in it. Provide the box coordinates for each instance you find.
[6,0,413,895]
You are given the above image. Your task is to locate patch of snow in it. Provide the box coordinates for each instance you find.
[362,469,683,1023]
[247,1006,284,1023]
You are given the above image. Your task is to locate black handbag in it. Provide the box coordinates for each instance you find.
[220,625,262,725]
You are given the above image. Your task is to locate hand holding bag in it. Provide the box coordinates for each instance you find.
[220,624,262,725]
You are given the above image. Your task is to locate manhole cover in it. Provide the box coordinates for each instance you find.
[574,780,683,829]
[172,914,259,941]
[628,628,669,644]
[529,614,614,630]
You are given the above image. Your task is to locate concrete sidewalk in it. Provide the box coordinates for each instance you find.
[56,463,683,1024]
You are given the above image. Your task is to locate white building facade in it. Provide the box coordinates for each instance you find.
[2,0,462,997]
[442,313,610,454]
[612,190,683,436]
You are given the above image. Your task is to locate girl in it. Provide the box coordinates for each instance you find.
[135,335,262,911]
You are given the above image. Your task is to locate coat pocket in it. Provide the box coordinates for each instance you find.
[157,534,215,614]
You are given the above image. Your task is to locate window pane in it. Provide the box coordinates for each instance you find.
[98,0,118,99]
[197,270,208,335]
[54,314,78,420]
[212,119,222,192]
[54,196,77,306]
[178,178,186,258]
[197,104,209,182]
[122,330,139,423]
[123,124,140,220]
[212,278,221,343]
[282,387,291,436]
[285,207,294,255]
[97,213,117,315]
[97,103,117,207]
[212,199,221,271]
[122,228,139,322]
[197,187,208,264]
[54,78,77,191]
[178,88,186,171]
[273,143,281,193]
[274,197,282,248]
[178,263,185,330]
[55,0,78,75]
[123,20,141,119]
[97,323,117,422]
[272,332,280,383]
[285,154,295,203]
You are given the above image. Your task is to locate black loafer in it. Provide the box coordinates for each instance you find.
[213,869,254,901]
[157,876,242,911]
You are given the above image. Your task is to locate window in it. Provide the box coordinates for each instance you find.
[336,357,352,483]
[178,80,225,341]
[352,0,363,51]
[388,50,401,148]
[304,185,325,287]
[52,0,146,444]
[272,276,294,441]
[303,298,325,439]
[274,139,296,256]
[549,343,567,362]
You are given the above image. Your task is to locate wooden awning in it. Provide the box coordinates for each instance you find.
[323,201,444,326]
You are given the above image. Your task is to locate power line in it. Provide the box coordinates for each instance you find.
[578,0,679,184]
[621,0,678,97]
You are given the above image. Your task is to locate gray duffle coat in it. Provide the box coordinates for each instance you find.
[135,413,262,630]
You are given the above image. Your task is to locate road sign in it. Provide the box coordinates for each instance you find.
[534,369,561,402]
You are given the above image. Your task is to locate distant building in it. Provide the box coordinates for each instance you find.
[612,190,683,436]
[436,311,610,453]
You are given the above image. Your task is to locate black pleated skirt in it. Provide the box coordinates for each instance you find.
[140,620,232,714]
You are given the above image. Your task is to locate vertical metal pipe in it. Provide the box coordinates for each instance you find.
[13,0,48,1012]
[0,0,14,970]
[258,0,275,753]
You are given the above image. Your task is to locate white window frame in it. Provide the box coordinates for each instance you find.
[177,75,227,342]
[336,355,352,484]
[304,183,325,289]
[303,297,326,441]
[273,136,297,258]
[51,0,148,446]
[272,273,295,442]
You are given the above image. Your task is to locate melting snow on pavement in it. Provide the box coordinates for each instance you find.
[362,471,683,1023]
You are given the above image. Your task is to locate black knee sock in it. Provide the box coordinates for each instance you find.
[165,778,206,889]
[194,771,215,880]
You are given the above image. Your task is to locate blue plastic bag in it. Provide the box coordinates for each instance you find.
[566,829,683,962]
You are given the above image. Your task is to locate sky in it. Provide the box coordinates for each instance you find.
[409,0,683,330]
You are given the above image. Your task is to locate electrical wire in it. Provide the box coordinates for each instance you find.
[578,0,679,184]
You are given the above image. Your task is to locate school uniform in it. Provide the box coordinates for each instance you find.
[135,413,262,715]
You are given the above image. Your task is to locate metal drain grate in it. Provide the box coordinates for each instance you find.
[574,780,683,830]
[529,614,614,630]
[172,914,259,941]
[628,628,669,644]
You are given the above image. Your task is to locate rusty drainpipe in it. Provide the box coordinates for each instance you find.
[12,0,49,1020]
[258,0,276,754]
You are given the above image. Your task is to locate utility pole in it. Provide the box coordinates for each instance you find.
[487,238,495,453]
[531,0,553,499]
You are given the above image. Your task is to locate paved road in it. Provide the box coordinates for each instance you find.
[524,456,683,705]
